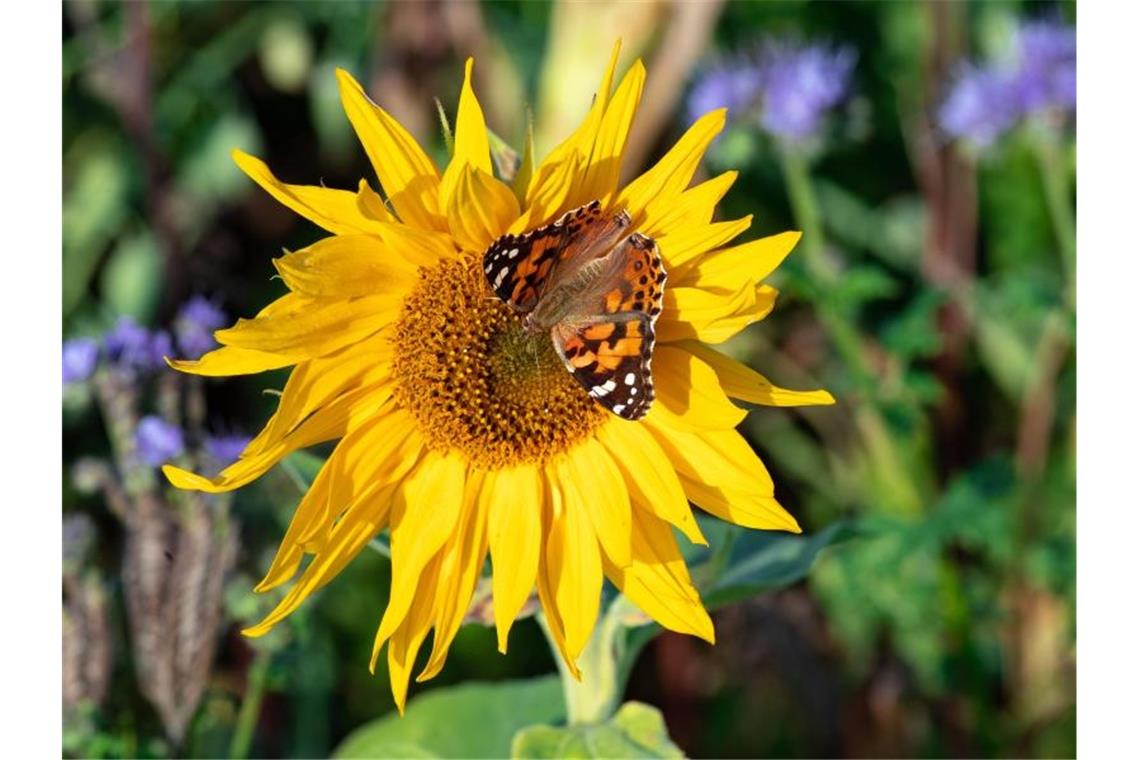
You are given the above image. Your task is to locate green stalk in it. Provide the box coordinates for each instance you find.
[537,601,626,726]
[779,149,875,388]
[779,146,923,513]
[228,648,273,759]
[1032,136,1076,306]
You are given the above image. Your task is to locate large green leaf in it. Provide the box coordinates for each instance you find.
[334,677,565,759]
[511,702,682,759]
[704,520,860,607]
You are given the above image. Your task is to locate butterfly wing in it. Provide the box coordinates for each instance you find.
[550,232,666,421]
[552,314,657,420]
[482,200,630,313]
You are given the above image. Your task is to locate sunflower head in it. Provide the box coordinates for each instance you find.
[163,41,834,711]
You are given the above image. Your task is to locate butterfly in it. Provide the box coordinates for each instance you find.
[482,200,666,421]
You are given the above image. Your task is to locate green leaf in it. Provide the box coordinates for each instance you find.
[177,113,263,203]
[698,519,860,609]
[831,264,900,309]
[63,135,130,316]
[334,677,565,759]
[101,231,164,322]
[511,702,682,759]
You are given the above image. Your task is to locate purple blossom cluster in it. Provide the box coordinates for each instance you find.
[63,338,100,384]
[938,20,1075,146]
[174,296,227,358]
[204,433,252,464]
[688,39,857,143]
[66,296,248,469]
[135,420,250,468]
[63,295,229,384]
[105,317,173,375]
[136,416,186,466]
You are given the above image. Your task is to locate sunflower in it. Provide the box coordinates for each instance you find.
[164,43,834,712]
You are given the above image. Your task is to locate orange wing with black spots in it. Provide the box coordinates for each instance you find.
[484,200,620,312]
[482,201,666,421]
[553,313,657,420]
[551,232,667,421]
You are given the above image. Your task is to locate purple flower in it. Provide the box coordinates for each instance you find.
[63,338,99,384]
[1011,21,1076,115]
[105,317,170,373]
[687,63,764,123]
[175,296,227,358]
[938,65,1021,147]
[939,18,1075,145]
[687,40,856,143]
[135,416,185,466]
[754,41,856,141]
[205,433,251,464]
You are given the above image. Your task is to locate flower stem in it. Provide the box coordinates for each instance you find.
[537,600,626,726]
[1033,136,1076,306]
[228,647,272,759]
[779,149,875,388]
[779,146,924,514]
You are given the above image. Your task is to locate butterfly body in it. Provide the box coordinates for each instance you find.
[483,201,666,421]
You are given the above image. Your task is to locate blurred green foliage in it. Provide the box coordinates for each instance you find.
[63,1,1075,758]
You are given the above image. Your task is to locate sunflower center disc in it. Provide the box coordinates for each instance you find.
[391,254,606,469]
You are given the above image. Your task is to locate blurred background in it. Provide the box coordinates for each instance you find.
[62,1,1075,757]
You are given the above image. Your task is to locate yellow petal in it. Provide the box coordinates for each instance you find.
[576,60,646,207]
[246,332,392,456]
[594,420,705,545]
[642,421,802,533]
[355,179,395,223]
[243,478,395,637]
[671,231,802,290]
[386,557,441,713]
[336,68,446,232]
[164,383,390,493]
[418,469,490,681]
[648,344,746,431]
[374,221,458,267]
[323,408,425,536]
[445,164,521,253]
[680,341,836,407]
[273,235,418,298]
[370,452,467,663]
[560,441,632,569]
[215,293,400,360]
[486,465,543,652]
[439,58,494,212]
[617,109,726,222]
[604,510,714,643]
[512,149,583,232]
[656,285,754,344]
[657,215,753,270]
[535,471,581,680]
[254,450,336,592]
[232,149,389,236]
[166,345,294,377]
[548,462,604,659]
[640,171,738,239]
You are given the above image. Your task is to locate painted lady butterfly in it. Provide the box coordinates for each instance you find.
[482,200,666,421]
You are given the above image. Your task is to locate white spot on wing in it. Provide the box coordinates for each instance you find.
[493,266,510,289]
[592,379,617,397]
[624,372,636,385]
